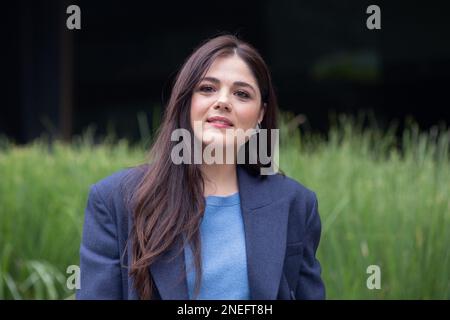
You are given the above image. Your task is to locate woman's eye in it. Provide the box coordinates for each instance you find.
[199,85,214,93]
[236,91,250,99]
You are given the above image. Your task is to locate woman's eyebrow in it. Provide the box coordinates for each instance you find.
[202,76,256,94]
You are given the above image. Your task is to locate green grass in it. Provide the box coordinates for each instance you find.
[0,133,145,299]
[1,114,449,299]
[279,113,450,299]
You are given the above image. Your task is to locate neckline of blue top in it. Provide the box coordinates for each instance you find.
[205,192,240,207]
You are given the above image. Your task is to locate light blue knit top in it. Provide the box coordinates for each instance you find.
[183,192,250,300]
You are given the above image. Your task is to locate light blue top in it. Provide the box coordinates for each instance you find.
[183,192,250,300]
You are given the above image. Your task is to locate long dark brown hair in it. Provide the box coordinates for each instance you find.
[129,34,279,299]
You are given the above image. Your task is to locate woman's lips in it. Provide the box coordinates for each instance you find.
[206,116,234,128]
[206,120,233,128]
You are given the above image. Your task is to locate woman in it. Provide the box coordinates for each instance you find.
[76,34,325,300]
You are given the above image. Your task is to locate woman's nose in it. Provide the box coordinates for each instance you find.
[214,91,232,111]
[213,100,231,111]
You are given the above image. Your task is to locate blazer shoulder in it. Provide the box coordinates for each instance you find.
[94,165,146,190]
[262,172,318,215]
[267,172,316,200]
[90,164,148,209]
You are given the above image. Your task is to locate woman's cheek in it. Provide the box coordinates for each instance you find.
[235,108,260,131]
[191,96,210,116]
[190,98,205,122]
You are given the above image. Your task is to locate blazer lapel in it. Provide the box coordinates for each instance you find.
[236,165,289,299]
[148,165,288,300]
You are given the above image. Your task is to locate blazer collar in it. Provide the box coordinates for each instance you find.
[149,165,289,300]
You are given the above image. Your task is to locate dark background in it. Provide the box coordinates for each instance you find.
[3,0,450,143]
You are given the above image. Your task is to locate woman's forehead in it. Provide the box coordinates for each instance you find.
[203,55,258,87]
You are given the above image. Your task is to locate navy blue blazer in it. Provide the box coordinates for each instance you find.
[76,164,325,300]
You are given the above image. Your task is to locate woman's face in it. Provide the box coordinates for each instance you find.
[190,54,265,151]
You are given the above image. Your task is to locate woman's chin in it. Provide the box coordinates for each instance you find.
[203,137,235,149]
[202,131,228,145]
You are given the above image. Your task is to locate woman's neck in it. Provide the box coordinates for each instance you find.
[201,163,238,197]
